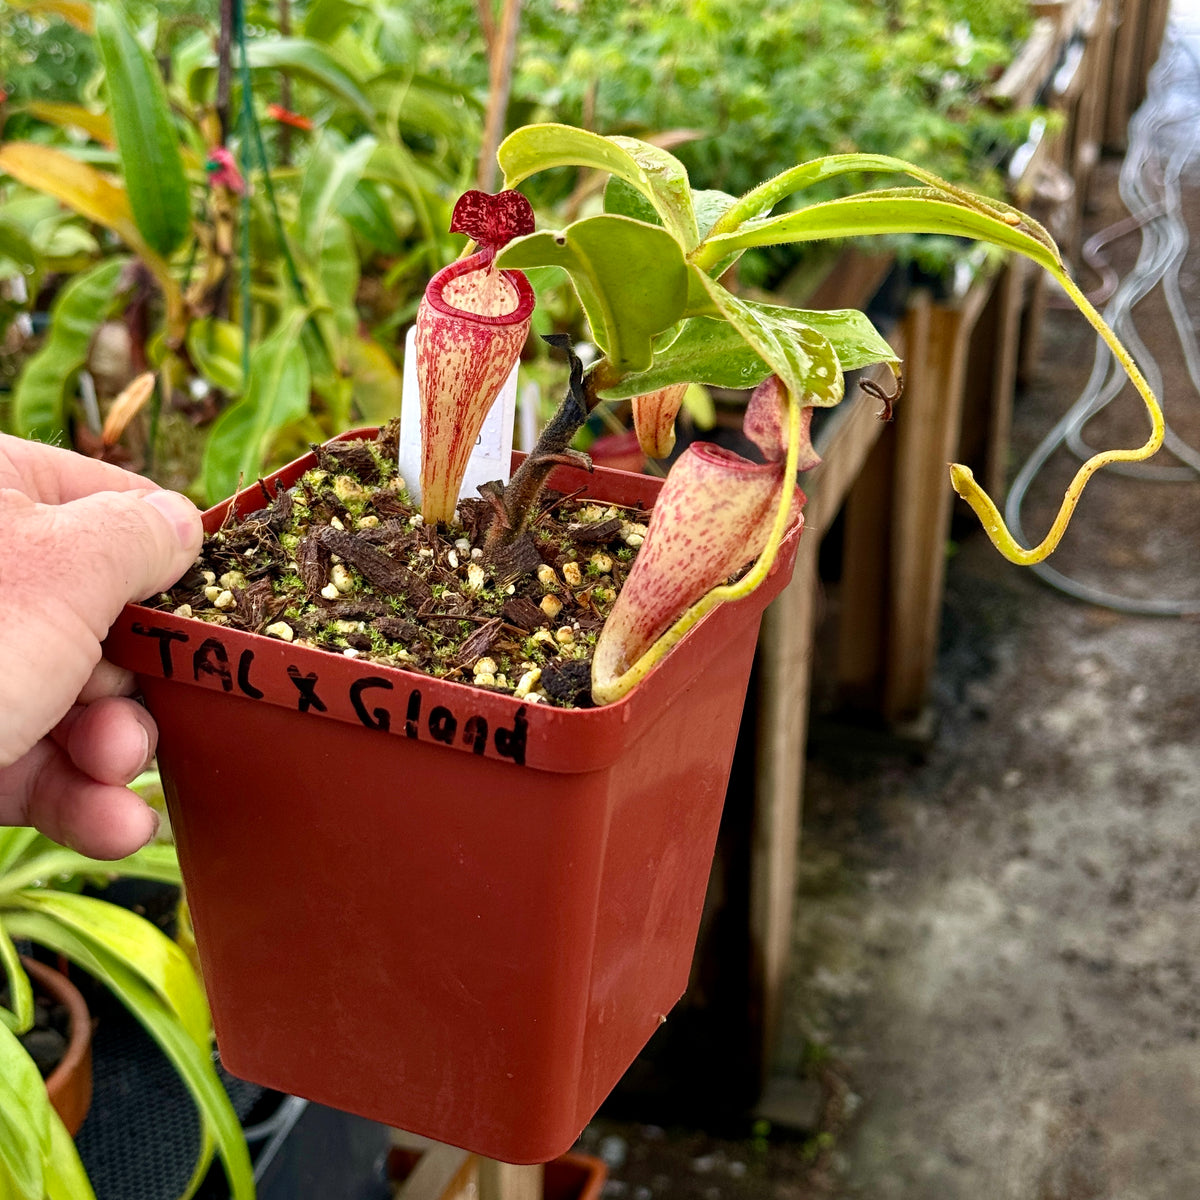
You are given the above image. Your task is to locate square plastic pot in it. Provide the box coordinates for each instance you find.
[104,431,802,1164]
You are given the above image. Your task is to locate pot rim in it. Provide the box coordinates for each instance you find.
[21,955,93,1137]
[106,430,803,774]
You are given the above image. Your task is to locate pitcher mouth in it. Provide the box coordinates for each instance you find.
[422,252,536,327]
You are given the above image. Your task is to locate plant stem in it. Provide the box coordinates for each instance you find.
[277,0,293,167]
[216,0,234,140]
[476,0,522,192]
[483,335,592,546]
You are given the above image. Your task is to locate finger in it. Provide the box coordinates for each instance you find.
[8,486,202,645]
[56,696,157,787]
[0,487,201,766]
[50,488,205,622]
[0,431,170,502]
[77,658,138,704]
[0,740,159,860]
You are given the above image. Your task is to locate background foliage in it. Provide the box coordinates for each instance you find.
[1,0,1042,494]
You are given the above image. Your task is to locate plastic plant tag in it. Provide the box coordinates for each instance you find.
[398,323,520,507]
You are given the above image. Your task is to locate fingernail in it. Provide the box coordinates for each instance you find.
[142,489,202,546]
[135,723,152,773]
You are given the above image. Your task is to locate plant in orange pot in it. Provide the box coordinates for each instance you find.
[104,126,1162,1165]
[0,827,253,1200]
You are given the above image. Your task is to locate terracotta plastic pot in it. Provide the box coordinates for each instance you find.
[587,429,646,474]
[389,1148,606,1200]
[104,431,802,1164]
[22,957,93,1137]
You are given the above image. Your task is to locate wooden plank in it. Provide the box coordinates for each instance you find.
[991,18,1063,108]
[393,1142,475,1200]
[805,357,908,539]
[772,248,896,312]
[1074,0,1118,204]
[478,1159,544,1200]
[803,249,896,313]
[985,260,1027,501]
[834,427,895,709]
[750,529,821,1064]
[749,327,908,1063]
[1105,0,1145,149]
[883,278,991,722]
[1137,0,1170,101]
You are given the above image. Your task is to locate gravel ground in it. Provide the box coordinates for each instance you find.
[581,8,1200,1198]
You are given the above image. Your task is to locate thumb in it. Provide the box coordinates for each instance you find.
[0,486,204,768]
[40,488,204,639]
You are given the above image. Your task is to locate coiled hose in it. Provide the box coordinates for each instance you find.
[1003,21,1200,615]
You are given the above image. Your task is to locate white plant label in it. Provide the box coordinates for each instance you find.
[397,324,519,507]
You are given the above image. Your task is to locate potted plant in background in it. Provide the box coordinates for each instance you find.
[0,826,253,1199]
[101,119,1163,1165]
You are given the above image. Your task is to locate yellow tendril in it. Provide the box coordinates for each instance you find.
[950,267,1164,565]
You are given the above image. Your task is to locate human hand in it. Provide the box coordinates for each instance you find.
[0,434,203,859]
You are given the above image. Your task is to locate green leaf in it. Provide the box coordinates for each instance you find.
[186,318,245,396]
[598,302,882,404]
[499,124,699,251]
[0,1021,51,1200]
[683,263,724,318]
[702,190,1062,274]
[340,178,409,255]
[695,276,845,408]
[0,143,182,332]
[245,38,375,122]
[315,217,361,341]
[0,931,33,1034]
[95,1,191,257]
[0,219,40,296]
[10,258,126,440]
[107,843,183,886]
[367,71,483,145]
[6,911,253,1200]
[366,141,451,251]
[602,176,659,225]
[496,215,687,373]
[795,307,901,373]
[19,100,114,146]
[302,0,369,41]
[0,828,40,875]
[346,335,402,423]
[43,1113,97,1200]
[0,842,182,897]
[202,308,312,503]
[603,177,735,242]
[299,133,378,251]
[0,144,152,262]
[692,190,740,241]
[15,891,209,1047]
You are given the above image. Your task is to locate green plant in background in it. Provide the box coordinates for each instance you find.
[0,0,480,499]
[404,0,1042,284]
[0,827,253,1200]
